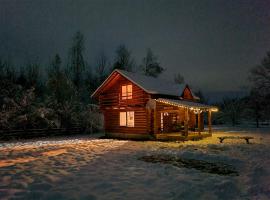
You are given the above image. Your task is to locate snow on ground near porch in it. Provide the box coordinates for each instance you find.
[0,127,269,200]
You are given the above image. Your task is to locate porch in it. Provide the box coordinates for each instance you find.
[149,98,218,141]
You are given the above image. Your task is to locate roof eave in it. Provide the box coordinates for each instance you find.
[155,98,218,112]
[91,69,119,98]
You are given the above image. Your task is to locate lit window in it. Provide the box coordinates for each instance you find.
[127,111,134,127]
[120,112,127,126]
[121,85,132,99]
[161,113,164,131]
[119,111,134,127]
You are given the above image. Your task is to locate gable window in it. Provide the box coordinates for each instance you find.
[119,111,134,127]
[121,84,132,99]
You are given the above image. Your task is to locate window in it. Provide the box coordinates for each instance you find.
[121,84,132,99]
[120,111,134,127]
[120,112,127,126]
[161,113,164,132]
[127,111,134,127]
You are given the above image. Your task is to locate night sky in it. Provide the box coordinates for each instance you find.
[1,0,270,94]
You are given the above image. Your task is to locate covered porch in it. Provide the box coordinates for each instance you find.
[150,98,218,141]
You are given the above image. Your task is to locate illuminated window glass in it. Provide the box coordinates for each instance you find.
[161,113,164,131]
[119,111,134,127]
[120,112,127,126]
[127,85,132,99]
[121,85,132,99]
[127,111,134,127]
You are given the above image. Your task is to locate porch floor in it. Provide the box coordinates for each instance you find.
[155,131,212,141]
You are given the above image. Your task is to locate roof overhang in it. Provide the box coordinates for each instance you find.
[91,69,178,98]
[156,98,218,112]
[91,70,119,98]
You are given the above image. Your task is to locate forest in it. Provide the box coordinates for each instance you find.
[0,31,269,133]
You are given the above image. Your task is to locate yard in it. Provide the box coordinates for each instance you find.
[0,127,269,200]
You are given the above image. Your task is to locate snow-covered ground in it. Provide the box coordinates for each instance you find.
[0,127,269,200]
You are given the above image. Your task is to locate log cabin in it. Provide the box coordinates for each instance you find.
[91,69,218,140]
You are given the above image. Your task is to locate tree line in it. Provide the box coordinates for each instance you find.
[0,31,167,132]
[213,51,270,127]
[0,31,269,131]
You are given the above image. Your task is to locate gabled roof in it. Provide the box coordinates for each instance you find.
[91,69,196,98]
[117,69,185,96]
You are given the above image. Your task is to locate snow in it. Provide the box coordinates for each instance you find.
[92,69,185,97]
[0,127,269,199]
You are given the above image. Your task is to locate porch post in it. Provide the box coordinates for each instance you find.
[184,108,189,136]
[153,108,158,134]
[197,113,201,135]
[208,110,212,134]
[178,109,181,134]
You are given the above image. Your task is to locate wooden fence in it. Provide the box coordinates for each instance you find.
[0,127,86,141]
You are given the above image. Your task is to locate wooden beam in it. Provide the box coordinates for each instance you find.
[184,108,189,136]
[153,108,158,134]
[178,109,182,135]
[198,113,201,135]
[208,111,212,134]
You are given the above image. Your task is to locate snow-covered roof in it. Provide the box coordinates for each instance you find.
[113,69,184,95]
[156,98,218,111]
[91,69,199,98]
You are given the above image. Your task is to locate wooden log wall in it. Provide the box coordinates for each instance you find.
[103,108,149,134]
[98,75,151,135]
[99,76,150,109]
[182,87,194,100]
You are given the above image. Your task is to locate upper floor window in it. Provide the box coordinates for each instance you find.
[121,84,132,100]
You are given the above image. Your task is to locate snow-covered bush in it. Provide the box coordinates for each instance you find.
[79,104,104,133]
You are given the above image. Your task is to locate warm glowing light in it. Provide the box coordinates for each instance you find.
[155,99,218,113]
[119,111,134,127]
[120,112,126,126]
[121,84,132,99]
[211,108,218,112]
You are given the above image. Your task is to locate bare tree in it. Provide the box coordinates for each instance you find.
[248,51,270,125]
[68,31,86,88]
[26,62,40,88]
[195,90,208,104]
[249,51,270,96]
[220,98,243,126]
[174,73,185,84]
[95,50,109,82]
[246,90,265,128]
[47,54,74,104]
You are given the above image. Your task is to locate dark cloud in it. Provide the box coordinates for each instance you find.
[0,0,270,92]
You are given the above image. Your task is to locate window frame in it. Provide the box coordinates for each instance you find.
[121,84,132,100]
[119,111,135,127]
[120,112,127,126]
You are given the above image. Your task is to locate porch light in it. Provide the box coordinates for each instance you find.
[193,109,203,114]
[211,108,218,112]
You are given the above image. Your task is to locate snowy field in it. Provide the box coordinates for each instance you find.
[0,127,270,200]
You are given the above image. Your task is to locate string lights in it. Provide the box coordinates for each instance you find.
[155,98,218,113]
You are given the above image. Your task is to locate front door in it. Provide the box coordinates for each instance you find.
[163,114,171,132]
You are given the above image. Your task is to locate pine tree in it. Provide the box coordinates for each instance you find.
[112,44,135,72]
[68,31,86,89]
[141,48,164,77]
